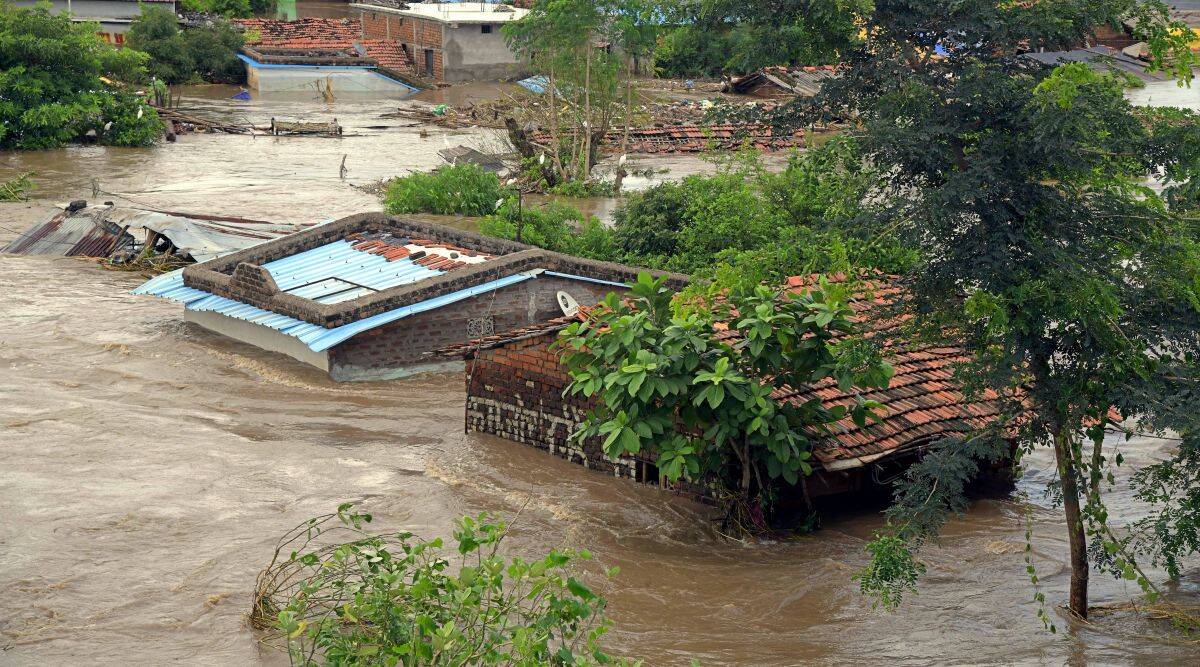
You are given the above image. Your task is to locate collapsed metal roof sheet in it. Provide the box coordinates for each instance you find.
[1,205,307,262]
[0,209,134,257]
[108,208,309,262]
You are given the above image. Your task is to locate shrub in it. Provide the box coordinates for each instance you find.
[384,165,507,217]
[254,505,631,666]
[0,4,162,149]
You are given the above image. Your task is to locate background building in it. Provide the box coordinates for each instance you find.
[352,1,529,81]
[10,0,177,44]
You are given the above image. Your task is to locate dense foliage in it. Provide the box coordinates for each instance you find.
[749,0,1200,620]
[383,165,508,217]
[654,0,868,77]
[0,3,163,149]
[128,8,245,84]
[558,274,893,529]
[479,199,616,258]
[481,140,917,285]
[179,0,275,18]
[256,505,630,666]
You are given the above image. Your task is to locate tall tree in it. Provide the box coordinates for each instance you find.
[761,0,1200,621]
[504,0,633,185]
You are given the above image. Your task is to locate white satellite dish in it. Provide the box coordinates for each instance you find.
[557,291,580,317]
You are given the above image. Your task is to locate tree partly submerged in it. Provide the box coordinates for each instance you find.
[746,0,1200,623]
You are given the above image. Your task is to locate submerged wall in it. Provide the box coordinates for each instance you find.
[464,331,658,481]
[329,275,615,381]
[240,55,416,93]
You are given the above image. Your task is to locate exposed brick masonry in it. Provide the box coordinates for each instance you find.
[182,213,687,329]
[462,332,657,481]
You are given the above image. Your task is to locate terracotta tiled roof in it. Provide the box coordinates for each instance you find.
[534,123,806,154]
[774,275,1001,468]
[236,18,415,74]
[445,273,1004,468]
[236,18,363,47]
[360,40,411,71]
[347,232,496,272]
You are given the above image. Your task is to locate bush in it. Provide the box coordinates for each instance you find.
[384,165,508,217]
[127,8,244,84]
[255,506,631,666]
[180,0,270,18]
[0,4,163,149]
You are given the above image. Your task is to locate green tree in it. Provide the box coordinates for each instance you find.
[757,0,1200,621]
[505,0,632,185]
[559,274,893,528]
[0,3,162,149]
[126,6,192,83]
[654,0,869,76]
[128,8,245,84]
[256,505,631,665]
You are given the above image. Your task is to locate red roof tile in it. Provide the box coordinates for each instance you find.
[443,274,1004,469]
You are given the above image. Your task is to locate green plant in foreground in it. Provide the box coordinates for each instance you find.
[254,504,634,666]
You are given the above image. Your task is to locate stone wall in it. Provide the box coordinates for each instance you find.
[329,275,615,380]
[463,332,658,481]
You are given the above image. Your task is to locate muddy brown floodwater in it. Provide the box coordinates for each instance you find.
[1,78,1198,664]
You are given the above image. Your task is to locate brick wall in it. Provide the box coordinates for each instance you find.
[361,11,396,40]
[463,332,659,481]
[328,275,615,379]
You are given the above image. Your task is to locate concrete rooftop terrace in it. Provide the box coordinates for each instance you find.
[351,2,529,24]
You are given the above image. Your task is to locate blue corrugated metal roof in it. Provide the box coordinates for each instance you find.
[263,240,447,303]
[134,268,541,352]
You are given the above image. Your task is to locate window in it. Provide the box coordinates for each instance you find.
[481,24,493,34]
[467,316,495,337]
[114,33,125,45]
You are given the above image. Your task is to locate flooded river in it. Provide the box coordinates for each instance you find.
[1,67,1198,665]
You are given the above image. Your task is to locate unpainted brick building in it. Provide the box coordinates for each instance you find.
[353,1,529,82]
[441,277,1011,498]
[135,212,685,381]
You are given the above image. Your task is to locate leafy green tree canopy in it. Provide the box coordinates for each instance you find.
[0,3,162,149]
[760,0,1200,620]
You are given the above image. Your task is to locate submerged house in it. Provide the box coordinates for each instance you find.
[440,276,1004,499]
[135,213,685,381]
[352,1,530,81]
[1,201,306,263]
[725,65,840,99]
[235,18,423,93]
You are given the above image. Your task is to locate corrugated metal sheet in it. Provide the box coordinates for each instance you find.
[0,210,133,257]
[263,240,445,303]
[2,206,306,261]
[135,269,540,352]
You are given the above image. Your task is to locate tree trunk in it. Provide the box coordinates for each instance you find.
[1053,428,1089,618]
[579,41,593,181]
[613,59,633,192]
[548,66,567,183]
